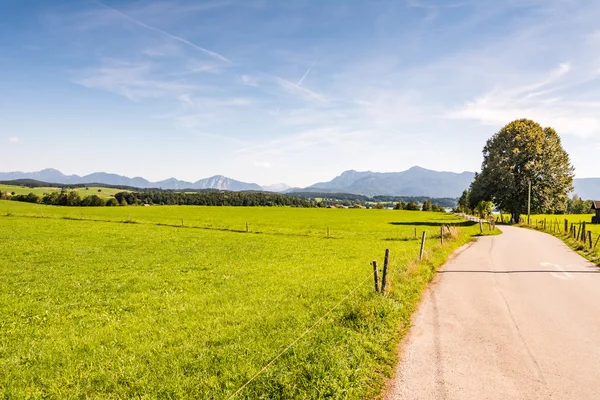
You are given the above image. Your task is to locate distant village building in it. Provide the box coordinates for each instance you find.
[593,201,600,224]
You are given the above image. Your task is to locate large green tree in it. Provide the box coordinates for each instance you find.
[470,119,574,223]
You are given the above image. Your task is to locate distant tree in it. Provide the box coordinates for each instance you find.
[405,200,420,211]
[432,204,446,212]
[456,189,471,214]
[470,119,574,223]
[97,189,102,192]
[475,200,494,219]
[422,200,432,211]
[373,203,385,209]
[120,198,128,207]
[105,198,119,206]
[566,195,593,214]
[394,201,406,210]
[80,195,104,207]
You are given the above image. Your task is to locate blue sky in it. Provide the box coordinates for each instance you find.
[2,0,600,187]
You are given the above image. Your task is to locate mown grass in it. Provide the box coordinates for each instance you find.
[0,201,498,398]
[0,184,123,199]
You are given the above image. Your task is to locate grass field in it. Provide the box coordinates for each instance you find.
[0,184,123,199]
[522,213,600,235]
[0,201,497,398]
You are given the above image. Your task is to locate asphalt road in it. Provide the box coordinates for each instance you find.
[386,225,600,400]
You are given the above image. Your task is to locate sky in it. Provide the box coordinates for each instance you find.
[1,0,600,187]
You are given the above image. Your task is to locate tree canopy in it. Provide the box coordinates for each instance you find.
[470,119,574,222]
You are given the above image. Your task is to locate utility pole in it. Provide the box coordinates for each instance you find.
[527,179,531,225]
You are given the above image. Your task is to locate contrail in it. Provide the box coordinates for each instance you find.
[296,58,318,86]
[90,0,230,63]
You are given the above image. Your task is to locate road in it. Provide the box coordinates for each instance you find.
[386,225,600,400]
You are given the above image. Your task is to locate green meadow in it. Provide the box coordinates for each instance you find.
[524,213,600,235]
[0,184,123,199]
[0,200,495,398]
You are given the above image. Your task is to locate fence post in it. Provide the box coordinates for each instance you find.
[381,249,390,293]
[246,222,249,232]
[372,261,380,293]
[440,225,444,245]
[581,222,587,242]
[588,231,593,249]
[479,221,483,234]
[182,218,184,226]
[594,234,600,250]
[414,227,417,239]
[564,219,568,234]
[419,231,427,260]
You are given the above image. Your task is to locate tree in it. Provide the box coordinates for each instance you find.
[405,200,420,211]
[422,199,432,211]
[394,201,406,210]
[566,195,593,214]
[456,189,471,214]
[432,204,446,212]
[475,200,494,219]
[470,119,573,223]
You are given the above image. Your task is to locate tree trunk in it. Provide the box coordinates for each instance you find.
[512,212,520,224]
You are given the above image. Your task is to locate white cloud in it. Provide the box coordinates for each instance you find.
[447,63,600,137]
[253,161,272,168]
[8,137,19,143]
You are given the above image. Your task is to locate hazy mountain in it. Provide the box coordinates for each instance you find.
[194,175,262,191]
[2,167,599,198]
[0,169,261,191]
[573,178,600,200]
[261,183,292,192]
[310,170,376,190]
[305,166,475,197]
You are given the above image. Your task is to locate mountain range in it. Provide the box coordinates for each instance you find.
[1,167,599,199]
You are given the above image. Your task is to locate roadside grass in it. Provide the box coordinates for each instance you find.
[518,214,600,266]
[0,184,123,199]
[0,202,499,398]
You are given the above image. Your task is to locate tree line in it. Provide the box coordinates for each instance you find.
[0,189,318,207]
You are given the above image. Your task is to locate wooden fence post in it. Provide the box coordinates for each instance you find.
[564,219,568,234]
[594,234,600,250]
[372,261,380,293]
[581,222,587,242]
[381,249,390,293]
[414,227,417,239]
[479,221,483,234]
[246,222,249,232]
[588,231,593,249]
[440,225,444,245]
[419,231,427,260]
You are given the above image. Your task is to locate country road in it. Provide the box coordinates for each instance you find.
[386,225,600,400]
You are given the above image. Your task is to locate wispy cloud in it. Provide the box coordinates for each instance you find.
[90,0,230,63]
[448,62,600,137]
[73,59,199,101]
[8,137,19,143]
